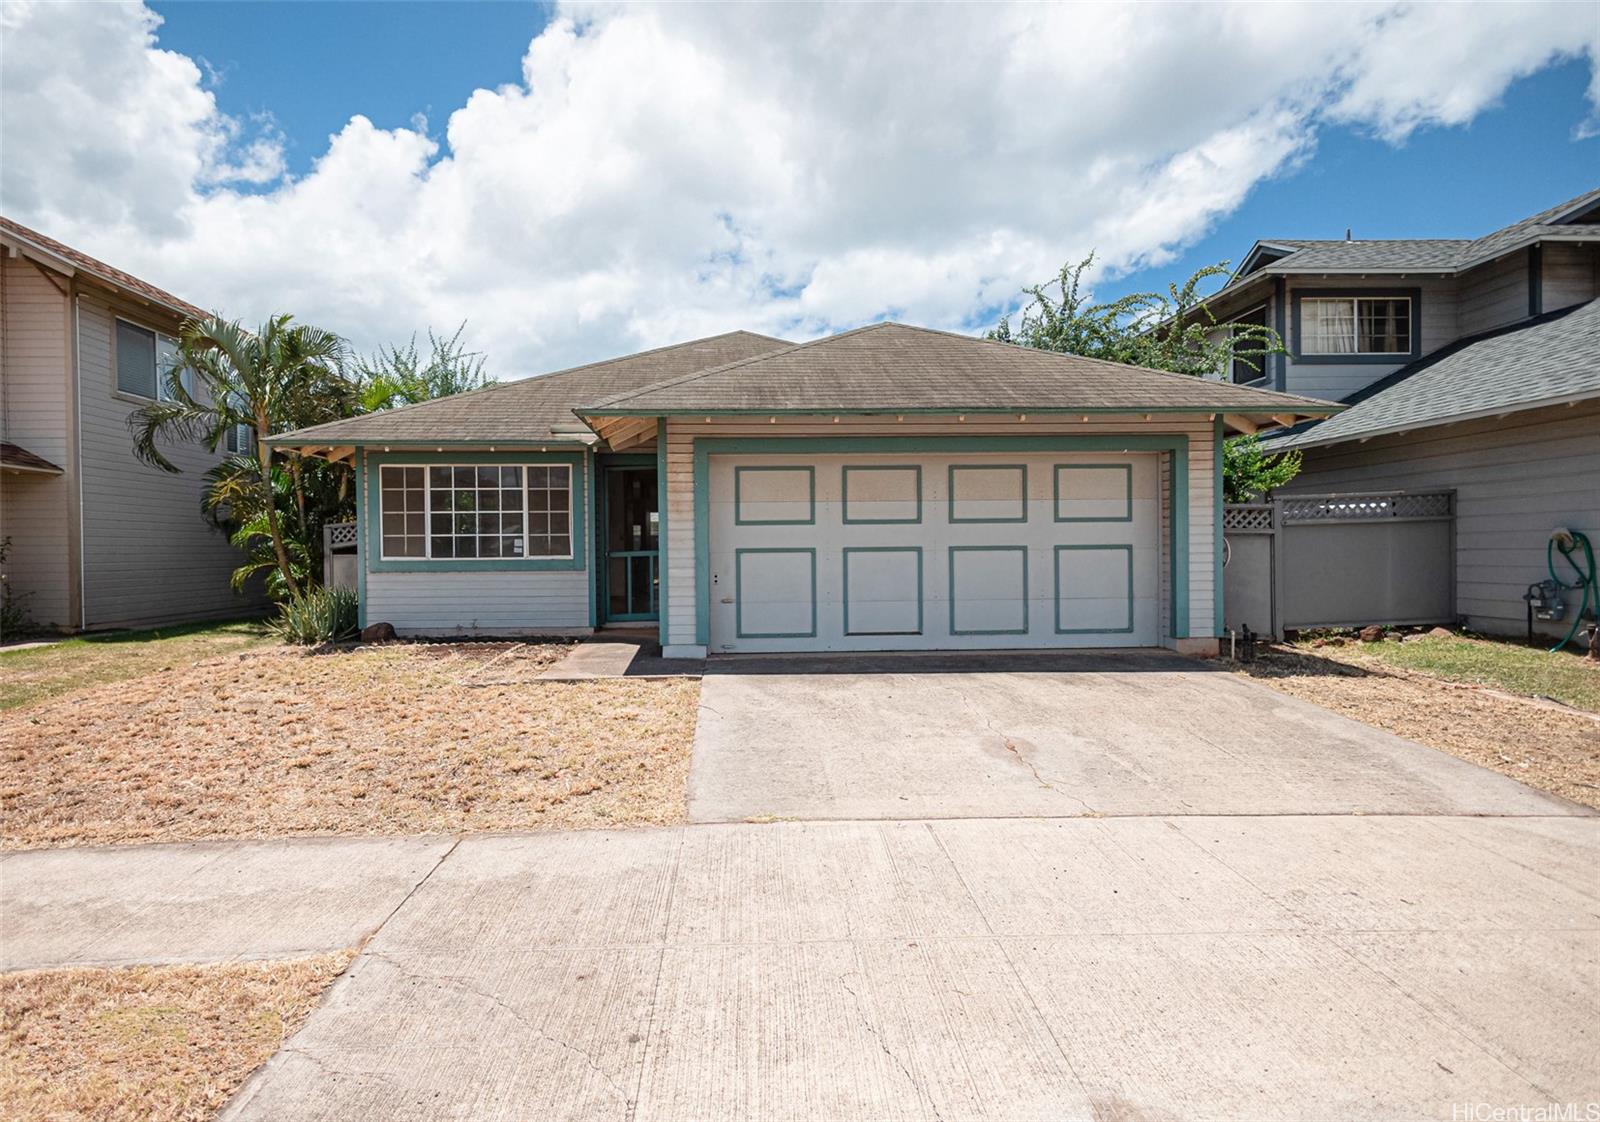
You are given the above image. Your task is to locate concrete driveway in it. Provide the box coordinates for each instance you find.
[689,649,1579,821]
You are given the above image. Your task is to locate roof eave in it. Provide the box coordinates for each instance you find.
[2,229,203,321]
[1266,388,1600,452]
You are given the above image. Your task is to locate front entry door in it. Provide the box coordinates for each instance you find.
[601,467,660,622]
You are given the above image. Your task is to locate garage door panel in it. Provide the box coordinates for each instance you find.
[842,466,922,524]
[735,549,817,638]
[734,466,815,525]
[948,464,1028,523]
[1054,544,1134,633]
[843,548,922,635]
[948,546,1029,635]
[1054,464,1133,523]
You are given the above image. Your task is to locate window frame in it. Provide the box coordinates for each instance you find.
[1225,303,1270,386]
[1290,287,1422,365]
[113,316,193,402]
[366,453,586,573]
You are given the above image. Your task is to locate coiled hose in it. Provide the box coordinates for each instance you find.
[1548,529,1597,653]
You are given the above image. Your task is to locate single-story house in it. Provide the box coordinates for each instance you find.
[271,324,1335,657]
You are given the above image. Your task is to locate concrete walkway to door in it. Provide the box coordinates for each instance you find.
[688,649,1584,822]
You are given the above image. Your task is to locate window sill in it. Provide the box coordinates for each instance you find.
[368,557,584,574]
[1291,352,1417,366]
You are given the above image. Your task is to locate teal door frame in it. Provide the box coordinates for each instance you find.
[597,457,660,623]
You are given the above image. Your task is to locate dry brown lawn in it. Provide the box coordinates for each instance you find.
[1229,644,1600,811]
[0,952,351,1122]
[1,642,700,850]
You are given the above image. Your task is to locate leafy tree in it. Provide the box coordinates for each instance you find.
[1222,433,1303,503]
[991,254,1299,494]
[355,324,492,412]
[128,314,354,597]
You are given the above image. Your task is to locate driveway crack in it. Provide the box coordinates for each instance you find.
[837,969,944,1122]
[950,682,1098,815]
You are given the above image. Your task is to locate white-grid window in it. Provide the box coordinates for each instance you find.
[1301,296,1412,355]
[380,467,427,557]
[378,463,573,561]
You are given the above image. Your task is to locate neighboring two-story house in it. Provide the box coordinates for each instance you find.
[1,217,260,633]
[1195,187,1600,639]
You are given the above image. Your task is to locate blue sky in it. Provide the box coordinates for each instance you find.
[147,2,1599,307]
[8,2,1597,373]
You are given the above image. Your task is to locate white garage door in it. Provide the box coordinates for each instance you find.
[707,452,1160,653]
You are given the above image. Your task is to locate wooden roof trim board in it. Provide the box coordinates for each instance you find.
[0,216,206,320]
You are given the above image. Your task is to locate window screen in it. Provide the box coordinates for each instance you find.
[116,321,158,398]
[377,463,574,561]
[1301,297,1412,355]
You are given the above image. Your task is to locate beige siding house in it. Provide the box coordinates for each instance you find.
[1196,187,1600,639]
[273,325,1333,658]
[1,218,260,633]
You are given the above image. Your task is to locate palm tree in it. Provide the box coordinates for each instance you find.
[129,314,353,597]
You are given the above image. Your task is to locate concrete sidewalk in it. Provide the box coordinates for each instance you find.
[5,817,1596,1118]
[0,835,454,970]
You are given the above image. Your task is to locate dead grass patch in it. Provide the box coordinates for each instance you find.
[1,642,700,849]
[1229,645,1600,811]
[0,951,352,1122]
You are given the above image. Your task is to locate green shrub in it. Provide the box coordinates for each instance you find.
[270,587,359,645]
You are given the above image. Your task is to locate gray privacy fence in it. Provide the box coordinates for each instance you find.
[1222,491,1454,637]
[323,522,358,590]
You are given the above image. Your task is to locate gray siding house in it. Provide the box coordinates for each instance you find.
[0,218,259,633]
[1196,188,1600,638]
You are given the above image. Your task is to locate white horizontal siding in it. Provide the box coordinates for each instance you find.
[1284,400,1600,637]
[664,415,1216,650]
[365,569,590,634]
[75,294,265,629]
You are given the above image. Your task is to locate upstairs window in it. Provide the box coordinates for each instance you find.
[116,319,192,401]
[1227,304,1270,384]
[1300,296,1412,356]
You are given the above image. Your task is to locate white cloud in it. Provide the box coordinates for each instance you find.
[1,0,1594,376]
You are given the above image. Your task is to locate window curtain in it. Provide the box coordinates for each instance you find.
[1304,299,1356,354]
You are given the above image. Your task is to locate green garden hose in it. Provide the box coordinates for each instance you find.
[1548,529,1597,654]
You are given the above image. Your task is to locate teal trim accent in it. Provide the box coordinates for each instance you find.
[597,463,660,623]
[1212,415,1224,638]
[948,464,1028,524]
[364,450,587,573]
[841,465,922,525]
[734,548,817,639]
[842,547,923,636]
[690,434,1192,647]
[1053,544,1134,634]
[586,449,597,628]
[1170,447,1190,638]
[598,452,657,467]
[355,448,368,629]
[656,419,668,644]
[948,545,1029,636]
[734,465,815,525]
[1053,463,1133,523]
[582,404,1340,418]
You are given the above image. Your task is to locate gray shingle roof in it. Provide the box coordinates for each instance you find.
[580,322,1338,418]
[1261,298,1600,451]
[1,441,63,474]
[1205,186,1600,306]
[271,331,791,446]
